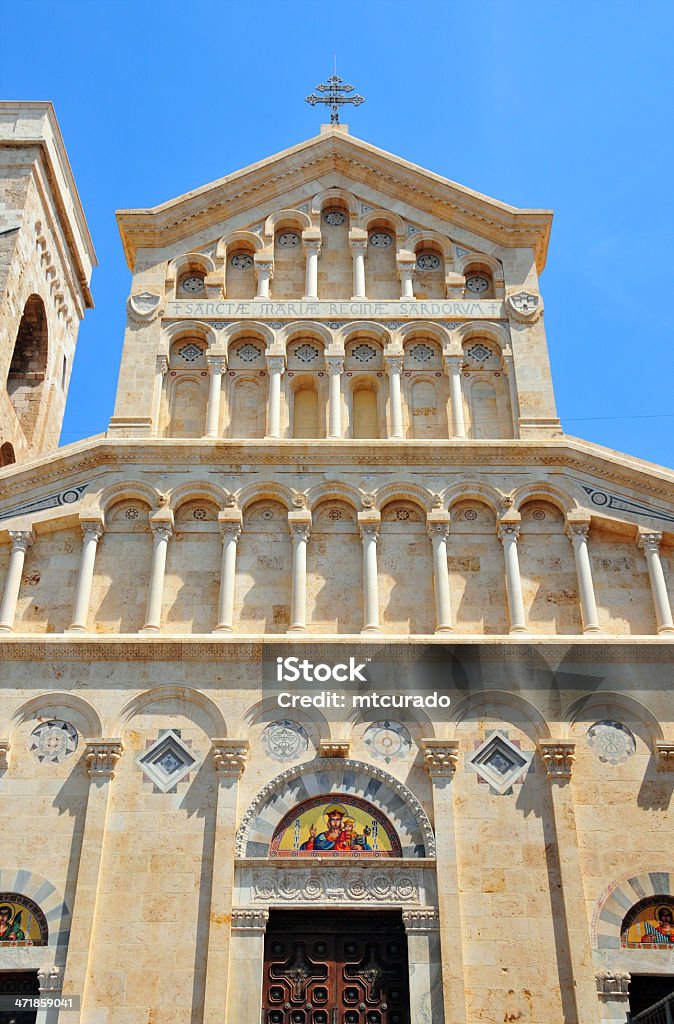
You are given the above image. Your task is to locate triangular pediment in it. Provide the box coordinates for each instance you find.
[116,127,553,270]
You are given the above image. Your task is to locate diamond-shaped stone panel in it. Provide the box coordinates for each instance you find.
[468,731,531,795]
[136,730,199,793]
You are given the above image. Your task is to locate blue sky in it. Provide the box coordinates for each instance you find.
[3,0,673,467]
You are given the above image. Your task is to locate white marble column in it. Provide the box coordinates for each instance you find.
[214,509,242,633]
[350,238,367,299]
[403,909,446,1024]
[303,239,321,300]
[254,257,273,299]
[0,529,34,633]
[385,354,404,439]
[205,355,226,438]
[427,517,453,633]
[446,356,466,438]
[151,354,169,436]
[265,354,285,439]
[639,531,674,633]
[288,514,311,633]
[141,516,173,633]
[498,520,528,633]
[359,514,381,634]
[225,909,269,1024]
[202,740,248,1024]
[397,256,416,299]
[327,356,344,438]
[421,740,466,1024]
[566,521,601,633]
[61,740,123,1014]
[67,517,104,633]
[538,742,602,1024]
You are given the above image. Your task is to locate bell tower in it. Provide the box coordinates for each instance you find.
[0,101,95,465]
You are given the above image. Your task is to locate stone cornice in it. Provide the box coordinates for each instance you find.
[115,130,552,270]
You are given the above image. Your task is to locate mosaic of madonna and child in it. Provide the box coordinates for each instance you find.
[270,795,402,857]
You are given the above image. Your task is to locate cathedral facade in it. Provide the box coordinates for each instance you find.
[0,101,673,1024]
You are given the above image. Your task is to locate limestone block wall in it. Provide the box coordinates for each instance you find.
[13,524,79,633]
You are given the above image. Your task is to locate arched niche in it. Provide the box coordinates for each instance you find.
[447,499,508,634]
[306,499,362,634]
[7,295,48,443]
[163,499,220,633]
[402,336,447,439]
[518,499,581,635]
[234,500,291,633]
[90,499,153,632]
[379,500,434,635]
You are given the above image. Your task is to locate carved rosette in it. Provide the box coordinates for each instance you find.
[232,908,269,931]
[595,969,630,997]
[539,741,575,778]
[319,740,351,759]
[656,741,674,771]
[401,908,440,932]
[421,739,459,777]
[212,739,249,778]
[85,739,123,778]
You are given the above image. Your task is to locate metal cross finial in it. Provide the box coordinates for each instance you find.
[306,74,365,124]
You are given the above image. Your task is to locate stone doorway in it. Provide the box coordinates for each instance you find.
[262,909,410,1024]
[629,974,674,1018]
[0,970,39,1024]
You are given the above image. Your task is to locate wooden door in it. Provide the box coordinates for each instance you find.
[263,910,409,1024]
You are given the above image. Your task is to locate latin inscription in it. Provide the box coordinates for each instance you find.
[165,299,504,320]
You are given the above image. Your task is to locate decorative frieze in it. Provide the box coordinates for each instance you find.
[539,741,576,779]
[84,739,123,778]
[251,869,420,905]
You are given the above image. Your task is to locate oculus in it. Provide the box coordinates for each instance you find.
[586,721,636,765]
[278,232,301,247]
[136,729,199,793]
[270,794,402,857]
[469,731,530,795]
[416,252,440,271]
[369,232,393,248]
[261,721,309,763]
[363,721,412,764]
[180,275,205,294]
[231,252,254,270]
[29,720,78,765]
[622,896,674,949]
[178,343,204,363]
[324,209,346,226]
[465,274,490,294]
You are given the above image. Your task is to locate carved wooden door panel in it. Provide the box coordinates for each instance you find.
[262,911,409,1024]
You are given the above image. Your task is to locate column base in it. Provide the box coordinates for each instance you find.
[139,625,161,635]
[361,626,382,635]
[65,625,88,634]
[213,625,234,634]
[434,626,454,635]
[508,626,529,635]
[302,296,319,302]
[287,625,307,634]
[657,625,674,634]
[582,625,603,634]
[351,295,368,301]
[0,625,13,634]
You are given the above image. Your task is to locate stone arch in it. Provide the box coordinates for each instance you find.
[406,231,454,264]
[8,691,103,739]
[357,209,406,240]
[221,320,275,351]
[444,482,503,517]
[454,251,504,281]
[512,482,579,515]
[168,481,228,512]
[305,481,362,513]
[7,294,48,444]
[112,686,227,738]
[239,695,329,742]
[0,868,70,955]
[235,757,435,858]
[397,321,451,348]
[0,442,16,467]
[451,689,551,742]
[345,701,437,740]
[338,321,391,347]
[161,319,218,352]
[279,320,333,349]
[166,252,216,292]
[565,691,663,746]
[374,483,434,513]
[311,188,358,218]
[216,230,265,260]
[592,869,673,949]
[96,480,161,516]
[264,208,312,239]
[237,482,294,514]
[455,320,509,353]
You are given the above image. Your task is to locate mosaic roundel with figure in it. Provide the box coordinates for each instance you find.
[363,721,412,764]
[586,721,636,765]
[28,720,79,765]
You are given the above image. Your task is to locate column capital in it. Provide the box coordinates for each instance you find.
[358,511,380,541]
[8,529,34,553]
[348,227,368,244]
[231,907,269,932]
[566,521,590,542]
[80,517,104,542]
[207,354,227,374]
[445,355,464,372]
[427,521,450,540]
[402,907,440,933]
[326,356,344,375]
[265,353,285,374]
[655,740,674,771]
[302,238,322,255]
[384,353,404,373]
[253,254,274,272]
[319,740,351,758]
[421,738,459,777]
[38,964,64,993]
[156,354,169,375]
[638,530,663,553]
[349,237,368,255]
[595,970,630,997]
[212,738,249,778]
[288,520,311,543]
[538,740,575,779]
[218,508,243,532]
[85,739,123,778]
[0,740,9,770]
[498,520,521,543]
[149,515,173,542]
